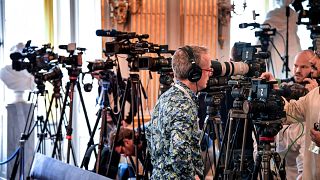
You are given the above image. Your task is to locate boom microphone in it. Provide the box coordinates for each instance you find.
[95,29,119,37]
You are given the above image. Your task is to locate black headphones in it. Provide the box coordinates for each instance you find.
[82,73,94,92]
[180,46,202,82]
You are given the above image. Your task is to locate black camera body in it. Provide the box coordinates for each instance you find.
[99,29,174,74]
[58,43,86,77]
[10,41,58,74]
[243,78,285,138]
[10,41,62,90]
[292,0,320,53]
[87,58,116,72]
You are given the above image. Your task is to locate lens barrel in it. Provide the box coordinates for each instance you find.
[211,60,249,77]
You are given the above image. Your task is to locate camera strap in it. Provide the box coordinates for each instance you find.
[174,83,193,102]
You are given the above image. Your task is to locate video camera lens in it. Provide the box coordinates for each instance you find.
[87,59,115,72]
[211,60,249,77]
[43,66,63,81]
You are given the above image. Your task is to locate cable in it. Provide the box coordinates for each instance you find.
[0,147,20,165]
[281,113,305,161]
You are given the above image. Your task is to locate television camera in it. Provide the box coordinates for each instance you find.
[203,42,267,93]
[243,79,285,137]
[96,29,174,72]
[10,40,63,94]
[239,22,276,52]
[58,43,86,77]
[292,0,320,54]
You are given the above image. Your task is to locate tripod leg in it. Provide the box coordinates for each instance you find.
[252,152,262,180]
[66,80,76,164]
[240,117,248,171]
[70,140,78,166]
[10,153,19,180]
[76,82,93,135]
[273,152,286,180]
[80,109,102,169]
[95,108,108,173]
[224,117,234,177]
[35,93,55,153]
[52,82,70,159]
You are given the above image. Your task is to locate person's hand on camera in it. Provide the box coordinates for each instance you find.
[303,78,318,91]
[260,72,276,81]
[260,72,279,89]
[310,128,320,147]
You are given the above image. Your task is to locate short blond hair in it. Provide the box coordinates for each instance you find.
[172,45,209,80]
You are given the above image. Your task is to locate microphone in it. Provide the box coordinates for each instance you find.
[22,40,32,53]
[10,52,24,61]
[58,45,68,50]
[95,29,120,37]
[239,22,261,29]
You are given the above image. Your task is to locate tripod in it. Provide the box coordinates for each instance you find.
[222,108,249,180]
[10,82,55,180]
[200,92,224,174]
[78,71,117,172]
[34,79,64,155]
[106,72,149,180]
[214,98,255,180]
[252,136,286,180]
[51,68,93,165]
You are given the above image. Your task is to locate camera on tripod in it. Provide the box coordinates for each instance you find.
[239,22,277,52]
[243,78,286,137]
[97,29,175,73]
[203,41,267,90]
[87,58,116,72]
[10,40,58,74]
[292,0,320,53]
[58,43,85,67]
[10,41,63,95]
[96,29,149,56]
[58,43,86,77]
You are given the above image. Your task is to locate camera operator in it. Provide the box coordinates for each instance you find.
[109,127,152,179]
[272,49,316,180]
[280,50,317,94]
[146,45,212,180]
[261,51,320,179]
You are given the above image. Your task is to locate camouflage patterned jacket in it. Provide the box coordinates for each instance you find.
[146,81,204,179]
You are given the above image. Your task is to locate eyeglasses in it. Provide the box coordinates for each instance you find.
[201,68,213,73]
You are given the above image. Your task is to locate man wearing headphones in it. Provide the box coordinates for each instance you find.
[146,45,213,179]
